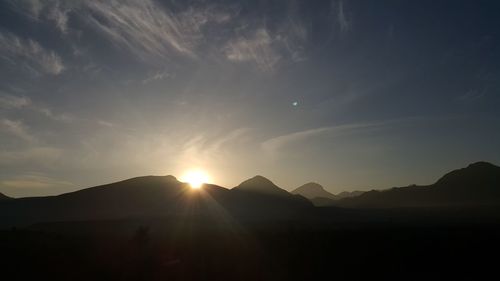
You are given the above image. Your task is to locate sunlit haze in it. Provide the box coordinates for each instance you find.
[180,170,211,189]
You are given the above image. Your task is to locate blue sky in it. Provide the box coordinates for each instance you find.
[0,0,499,197]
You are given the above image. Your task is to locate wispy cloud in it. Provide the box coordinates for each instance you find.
[0,174,74,189]
[0,173,75,197]
[0,147,63,167]
[223,10,309,72]
[457,88,486,102]
[261,122,384,154]
[0,32,64,75]
[262,115,458,156]
[10,0,238,60]
[225,28,282,72]
[180,128,253,164]
[10,0,308,72]
[331,0,351,33]
[278,21,308,62]
[0,94,31,109]
[0,118,36,143]
[46,2,70,33]
[8,0,71,33]
[82,0,224,62]
[142,70,172,84]
[0,93,72,123]
[7,0,44,19]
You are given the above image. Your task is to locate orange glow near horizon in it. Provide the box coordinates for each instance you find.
[180,170,211,189]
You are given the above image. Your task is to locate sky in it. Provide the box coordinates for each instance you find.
[0,0,499,197]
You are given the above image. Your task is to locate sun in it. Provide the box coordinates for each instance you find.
[180,170,211,189]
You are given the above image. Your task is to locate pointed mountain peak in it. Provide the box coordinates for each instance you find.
[292,182,336,200]
[243,175,275,186]
[233,175,290,196]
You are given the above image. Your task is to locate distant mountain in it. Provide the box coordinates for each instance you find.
[291,183,366,206]
[335,162,500,208]
[335,190,365,199]
[0,175,312,227]
[0,192,11,200]
[292,182,336,200]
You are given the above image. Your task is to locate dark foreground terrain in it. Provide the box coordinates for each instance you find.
[1,162,499,280]
[1,212,499,281]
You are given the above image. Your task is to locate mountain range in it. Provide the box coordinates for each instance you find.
[333,162,500,208]
[0,162,499,227]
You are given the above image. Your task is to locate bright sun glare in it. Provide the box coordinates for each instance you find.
[180,170,211,189]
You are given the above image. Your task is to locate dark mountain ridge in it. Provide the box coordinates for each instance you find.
[1,162,499,227]
[0,175,312,227]
[335,162,500,208]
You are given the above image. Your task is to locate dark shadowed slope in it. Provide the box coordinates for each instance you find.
[0,175,201,226]
[292,182,336,200]
[0,192,11,200]
[335,162,500,208]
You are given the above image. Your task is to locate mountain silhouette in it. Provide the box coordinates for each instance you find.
[292,182,337,200]
[335,162,500,208]
[233,175,291,197]
[0,174,311,227]
[1,162,499,227]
